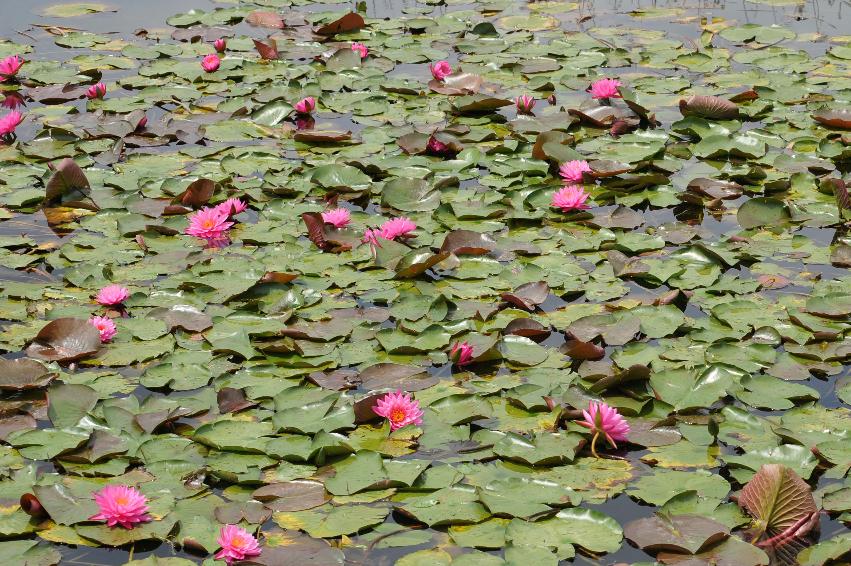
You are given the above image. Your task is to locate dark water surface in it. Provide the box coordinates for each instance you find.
[1,0,850,564]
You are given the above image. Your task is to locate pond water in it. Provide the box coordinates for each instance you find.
[1,0,851,565]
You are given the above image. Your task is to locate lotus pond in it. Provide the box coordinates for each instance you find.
[1,0,851,565]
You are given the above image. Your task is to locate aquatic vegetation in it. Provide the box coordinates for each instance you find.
[200,53,219,72]
[88,315,116,343]
[85,82,106,99]
[372,390,424,431]
[450,341,474,366]
[0,0,850,563]
[89,485,151,529]
[558,159,592,183]
[185,206,233,239]
[321,207,351,228]
[589,78,622,100]
[577,401,630,457]
[95,284,129,306]
[514,94,536,115]
[215,525,262,564]
[294,96,316,115]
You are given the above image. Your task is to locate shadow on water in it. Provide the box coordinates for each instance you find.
[1,0,849,564]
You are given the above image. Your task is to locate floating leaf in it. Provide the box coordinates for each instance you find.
[25,318,101,363]
[0,359,56,390]
[737,464,818,546]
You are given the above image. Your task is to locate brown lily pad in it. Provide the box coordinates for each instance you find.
[501,281,549,311]
[253,38,279,60]
[503,318,551,342]
[253,481,330,512]
[315,12,365,36]
[359,363,437,392]
[0,358,57,390]
[678,95,739,120]
[25,318,101,363]
[246,10,284,29]
[812,107,851,129]
[148,305,213,333]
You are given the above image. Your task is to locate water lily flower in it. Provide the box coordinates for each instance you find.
[373,390,424,431]
[1,92,24,110]
[201,54,220,73]
[0,55,23,80]
[589,78,622,100]
[577,401,630,458]
[380,217,416,240]
[322,208,351,228]
[0,110,23,138]
[86,83,106,100]
[426,136,449,156]
[135,114,147,130]
[89,485,151,529]
[214,38,227,53]
[351,42,368,58]
[559,159,592,184]
[547,93,557,105]
[362,228,380,245]
[514,94,535,115]
[89,315,117,343]
[450,341,474,366]
[215,524,261,565]
[294,97,316,115]
[96,284,130,306]
[429,60,452,81]
[185,206,233,239]
[216,197,247,218]
[551,185,591,212]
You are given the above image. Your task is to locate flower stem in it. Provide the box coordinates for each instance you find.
[590,432,600,458]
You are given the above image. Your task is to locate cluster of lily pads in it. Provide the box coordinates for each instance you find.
[0,0,851,565]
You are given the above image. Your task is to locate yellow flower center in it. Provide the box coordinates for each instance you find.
[231,535,246,548]
[201,219,216,229]
[115,496,129,506]
[390,409,406,424]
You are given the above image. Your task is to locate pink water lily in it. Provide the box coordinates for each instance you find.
[89,315,117,343]
[514,94,535,114]
[216,197,247,218]
[429,60,452,81]
[373,390,424,431]
[426,136,449,156]
[0,55,23,80]
[351,42,368,58]
[2,92,24,110]
[201,54,220,73]
[294,97,316,115]
[0,111,23,138]
[551,185,591,212]
[577,401,630,458]
[322,208,351,228]
[96,284,130,306]
[380,217,416,240]
[215,524,262,565]
[559,160,592,184]
[214,38,227,53]
[589,78,622,100]
[450,341,474,366]
[89,485,151,529]
[86,83,106,100]
[186,206,233,239]
[135,114,147,130]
